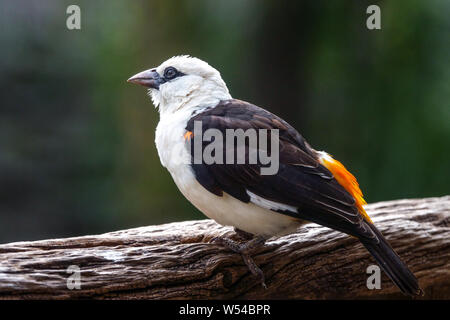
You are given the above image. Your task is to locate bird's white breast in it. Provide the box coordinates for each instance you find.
[155,107,303,238]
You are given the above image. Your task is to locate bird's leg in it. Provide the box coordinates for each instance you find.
[234,227,254,240]
[211,232,267,288]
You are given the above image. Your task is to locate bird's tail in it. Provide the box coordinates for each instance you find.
[360,222,423,296]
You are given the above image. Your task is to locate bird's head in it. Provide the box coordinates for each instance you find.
[128,55,231,114]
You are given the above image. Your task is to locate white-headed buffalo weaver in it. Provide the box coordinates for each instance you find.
[128,55,422,296]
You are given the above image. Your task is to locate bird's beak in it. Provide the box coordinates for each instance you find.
[127,69,164,89]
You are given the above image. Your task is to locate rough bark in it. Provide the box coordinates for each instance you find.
[0,196,448,300]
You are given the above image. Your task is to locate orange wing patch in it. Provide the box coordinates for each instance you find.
[318,153,372,223]
[184,131,194,141]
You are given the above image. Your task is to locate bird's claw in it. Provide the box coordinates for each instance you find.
[242,252,267,288]
[210,234,268,288]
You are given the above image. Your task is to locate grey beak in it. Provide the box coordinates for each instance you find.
[127,69,165,89]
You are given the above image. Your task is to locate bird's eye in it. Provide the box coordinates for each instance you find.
[164,67,178,80]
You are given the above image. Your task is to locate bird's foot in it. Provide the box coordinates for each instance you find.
[211,234,267,288]
[234,227,254,240]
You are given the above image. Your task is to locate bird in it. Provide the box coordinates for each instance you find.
[127,55,422,296]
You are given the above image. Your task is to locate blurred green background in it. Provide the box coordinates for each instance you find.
[0,0,449,243]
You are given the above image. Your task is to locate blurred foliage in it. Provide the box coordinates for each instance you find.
[0,0,448,243]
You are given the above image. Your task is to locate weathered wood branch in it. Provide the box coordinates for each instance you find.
[0,196,449,300]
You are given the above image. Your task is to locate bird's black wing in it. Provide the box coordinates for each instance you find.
[185,99,376,241]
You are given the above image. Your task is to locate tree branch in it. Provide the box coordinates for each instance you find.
[0,196,449,299]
